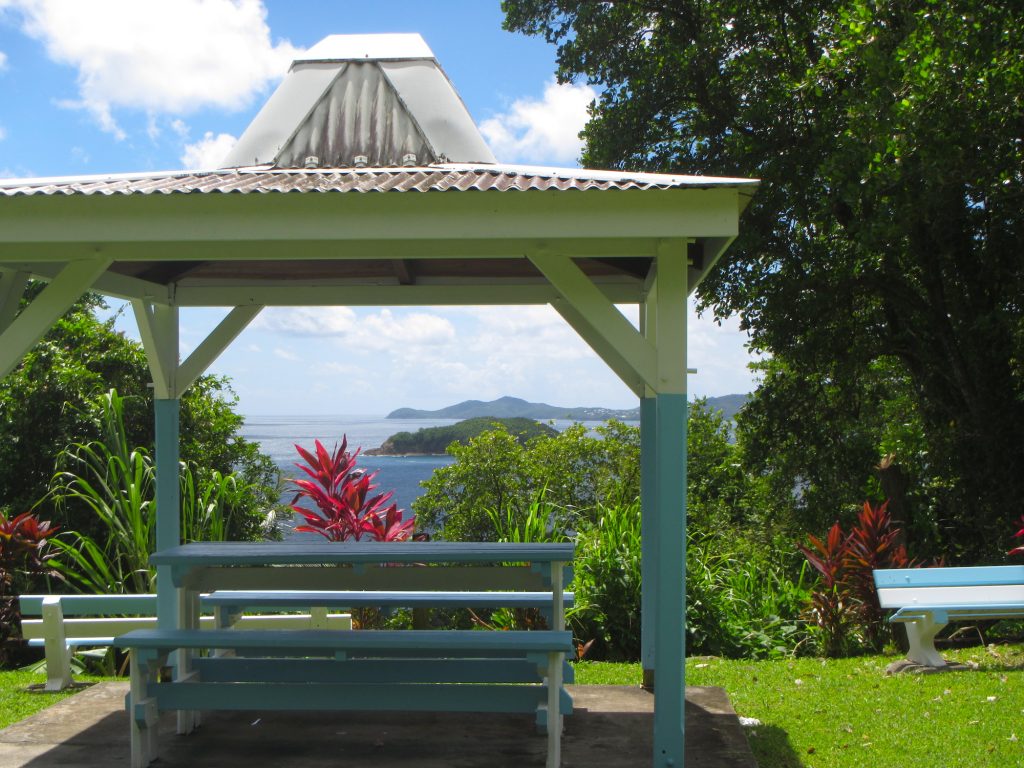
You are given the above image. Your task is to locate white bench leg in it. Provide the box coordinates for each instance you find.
[41,596,74,691]
[904,616,948,667]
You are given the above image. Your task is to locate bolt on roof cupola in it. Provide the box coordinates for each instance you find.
[220,34,497,170]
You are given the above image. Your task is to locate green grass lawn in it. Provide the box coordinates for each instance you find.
[4,645,1023,767]
[577,643,1024,768]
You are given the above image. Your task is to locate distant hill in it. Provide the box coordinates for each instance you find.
[365,417,558,456]
[386,394,750,422]
[387,396,640,421]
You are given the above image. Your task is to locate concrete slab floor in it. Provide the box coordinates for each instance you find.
[0,683,757,768]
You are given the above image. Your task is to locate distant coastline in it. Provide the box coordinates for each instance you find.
[386,393,749,423]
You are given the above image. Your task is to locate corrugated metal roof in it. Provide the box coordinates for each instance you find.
[0,164,758,197]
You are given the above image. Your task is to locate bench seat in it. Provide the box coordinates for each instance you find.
[115,628,573,768]
[874,566,1024,667]
[18,593,350,691]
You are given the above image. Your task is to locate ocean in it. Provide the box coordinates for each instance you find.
[240,414,626,540]
[239,414,460,540]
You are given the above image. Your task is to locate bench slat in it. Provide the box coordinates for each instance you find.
[876,584,1024,608]
[204,590,574,609]
[115,628,574,654]
[874,566,1024,589]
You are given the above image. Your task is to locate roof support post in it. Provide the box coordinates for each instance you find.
[132,301,179,399]
[650,240,688,768]
[639,281,658,691]
[528,250,657,397]
[177,305,263,393]
[0,258,111,379]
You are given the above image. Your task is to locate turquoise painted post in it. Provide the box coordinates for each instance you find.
[640,396,657,688]
[653,393,687,767]
[154,397,180,630]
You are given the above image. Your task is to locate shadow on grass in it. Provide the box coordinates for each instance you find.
[746,723,806,768]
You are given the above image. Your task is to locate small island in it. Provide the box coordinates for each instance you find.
[365,417,557,456]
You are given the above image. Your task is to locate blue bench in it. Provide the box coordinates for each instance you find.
[874,565,1024,667]
[18,593,350,691]
[114,628,573,768]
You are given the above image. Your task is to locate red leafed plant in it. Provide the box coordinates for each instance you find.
[288,437,415,542]
[798,500,912,655]
[0,511,60,657]
[1010,516,1024,556]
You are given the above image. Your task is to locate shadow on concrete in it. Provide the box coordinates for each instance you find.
[1,684,758,768]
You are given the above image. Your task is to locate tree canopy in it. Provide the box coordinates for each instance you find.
[0,292,280,543]
[504,0,1024,560]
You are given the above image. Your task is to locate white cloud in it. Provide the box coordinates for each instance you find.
[7,0,301,137]
[272,347,299,362]
[254,307,357,336]
[479,80,596,166]
[0,50,7,70]
[181,131,238,169]
[355,309,454,347]
[0,125,6,141]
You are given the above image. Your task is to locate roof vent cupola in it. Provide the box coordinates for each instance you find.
[220,34,496,171]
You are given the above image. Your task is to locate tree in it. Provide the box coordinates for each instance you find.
[0,292,280,543]
[504,0,1024,561]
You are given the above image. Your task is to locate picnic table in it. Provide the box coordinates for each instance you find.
[115,541,575,768]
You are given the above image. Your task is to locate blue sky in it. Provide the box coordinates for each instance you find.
[0,0,759,415]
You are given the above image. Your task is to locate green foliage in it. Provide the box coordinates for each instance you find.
[0,293,280,546]
[47,390,277,594]
[688,534,812,660]
[414,420,639,540]
[571,501,643,661]
[504,0,1024,563]
[373,417,556,455]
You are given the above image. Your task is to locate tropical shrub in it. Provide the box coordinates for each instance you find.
[415,420,640,541]
[1010,515,1024,556]
[47,390,279,594]
[688,534,811,659]
[799,500,911,655]
[0,290,280,546]
[0,510,59,660]
[289,438,414,542]
[570,501,643,661]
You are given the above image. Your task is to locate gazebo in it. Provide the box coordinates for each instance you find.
[0,34,756,768]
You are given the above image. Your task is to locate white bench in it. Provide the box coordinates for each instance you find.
[874,565,1024,667]
[18,593,350,691]
[114,627,573,768]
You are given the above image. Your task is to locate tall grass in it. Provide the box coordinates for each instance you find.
[46,390,265,594]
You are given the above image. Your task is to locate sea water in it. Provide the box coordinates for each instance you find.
[240,415,633,540]
[240,414,459,540]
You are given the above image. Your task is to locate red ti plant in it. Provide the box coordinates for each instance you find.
[798,499,912,655]
[843,500,910,650]
[798,522,857,657]
[288,438,415,542]
[0,511,60,654]
[1009,516,1024,556]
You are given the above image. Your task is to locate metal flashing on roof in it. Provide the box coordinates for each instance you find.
[220,33,495,170]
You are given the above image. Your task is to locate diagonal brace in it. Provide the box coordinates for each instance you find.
[177,305,263,393]
[0,258,112,380]
[529,251,657,394]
